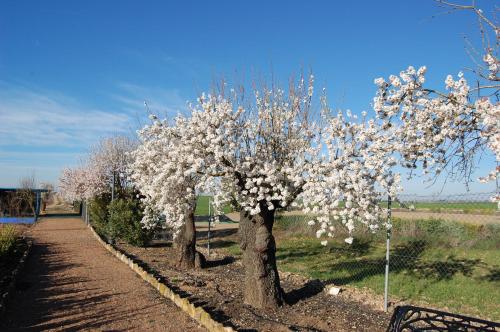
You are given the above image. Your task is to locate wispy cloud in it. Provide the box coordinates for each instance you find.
[0,150,82,167]
[0,81,189,186]
[112,82,189,119]
[0,81,132,147]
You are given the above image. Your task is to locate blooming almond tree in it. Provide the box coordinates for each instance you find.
[134,75,400,308]
[173,77,321,308]
[89,136,137,199]
[59,136,137,205]
[172,75,399,308]
[131,115,210,268]
[59,164,108,202]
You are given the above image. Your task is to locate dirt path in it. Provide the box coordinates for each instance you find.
[1,216,205,331]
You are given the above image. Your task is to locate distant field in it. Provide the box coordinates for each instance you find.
[197,195,497,215]
[389,201,497,214]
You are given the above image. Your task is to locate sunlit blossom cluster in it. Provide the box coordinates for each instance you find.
[373,64,499,200]
[130,117,199,234]
[301,110,400,244]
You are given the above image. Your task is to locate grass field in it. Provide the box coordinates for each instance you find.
[194,195,233,216]
[222,215,500,321]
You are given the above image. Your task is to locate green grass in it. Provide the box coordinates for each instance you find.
[277,237,498,320]
[195,195,233,216]
[220,216,500,320]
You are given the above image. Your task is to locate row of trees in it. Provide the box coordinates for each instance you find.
[58,136,155,246]
[60,1,498,310]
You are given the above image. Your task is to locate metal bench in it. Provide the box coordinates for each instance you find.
[387,305,500,332]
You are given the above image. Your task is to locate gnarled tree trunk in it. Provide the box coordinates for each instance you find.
[239,207,284,309]
[175,207,204,269]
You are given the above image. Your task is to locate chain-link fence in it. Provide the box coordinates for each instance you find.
[385,192,499,317]
[274,191,499,319]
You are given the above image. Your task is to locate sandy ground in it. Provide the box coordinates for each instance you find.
[1,216,204,332]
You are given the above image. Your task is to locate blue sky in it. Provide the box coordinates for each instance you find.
[0,0,497,194]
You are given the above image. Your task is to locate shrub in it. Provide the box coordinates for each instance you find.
[391,218,500,249]
[89,194,112,240]
[108,198,154,247]
[0,225,18,258]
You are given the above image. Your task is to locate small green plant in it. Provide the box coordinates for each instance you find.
[89,192,154,246]
[0,225,18,257]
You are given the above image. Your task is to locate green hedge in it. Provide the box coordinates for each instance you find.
[108,198,154,247]
[89,194,154,247]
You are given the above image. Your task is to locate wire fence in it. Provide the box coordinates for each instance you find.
[384,192,499,315]
[273,191,499,318]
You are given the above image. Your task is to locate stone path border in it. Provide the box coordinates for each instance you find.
[0,238,32,317]
[88,225,235,332]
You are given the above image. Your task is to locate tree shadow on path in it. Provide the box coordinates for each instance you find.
[1,235,178,331]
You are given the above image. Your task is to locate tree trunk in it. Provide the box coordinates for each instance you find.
[239,207,284,309]
[175,208,204,269]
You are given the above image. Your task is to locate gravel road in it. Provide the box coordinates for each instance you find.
[1,216,205,331]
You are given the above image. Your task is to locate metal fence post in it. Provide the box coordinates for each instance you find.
[85,200,89,225]
[111,171,115,201]
[496,162,499,213]
[207,196,211,257]
[35,191,41,219]
[384,194,392,312]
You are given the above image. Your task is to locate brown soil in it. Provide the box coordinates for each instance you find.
[0,223,30,283]
[0,238,29,299]
[0,216,204,331]
[115,227,391,331]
